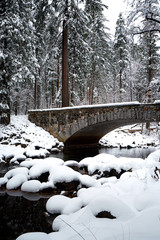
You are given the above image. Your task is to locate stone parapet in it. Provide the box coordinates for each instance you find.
[28,102,160,150]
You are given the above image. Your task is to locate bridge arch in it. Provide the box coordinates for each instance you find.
[65,119,145,150]
[28,102,160,150]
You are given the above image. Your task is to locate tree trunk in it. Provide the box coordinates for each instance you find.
[62,0,69,107]
[129,63,133,102]
[147,33,152,103]
[119,69,122,102]
[71,71,74,106]
[146,32,152,129]
[57,57,60,95]
[34,77,37,109]
[119,48,122,102]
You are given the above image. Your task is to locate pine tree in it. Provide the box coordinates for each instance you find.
[135,31,160,103]
[11,0,36,114]
[84,0,110,104]
[127,0,160,103]
[36,0,60,108]
[113,13,129,102]
[54,0,80,107]
[0,0,38,117]
[0,0,11,124]
[127,0,160,33]
[68,0,89,105]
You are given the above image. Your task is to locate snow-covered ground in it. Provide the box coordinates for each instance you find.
[0,115,63,164]
[100,123,160,148]
[0,115,160,240]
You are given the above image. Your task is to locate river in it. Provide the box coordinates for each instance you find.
[52,146,157,161]
[0,147,157,240]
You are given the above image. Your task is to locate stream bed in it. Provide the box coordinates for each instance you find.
[0,146,157,240]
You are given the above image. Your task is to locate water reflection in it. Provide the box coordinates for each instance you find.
[99,147,156,159]
[0,163,16,178]
[52,147,157,161]
[0,192,51,240]
[54,148,99,161]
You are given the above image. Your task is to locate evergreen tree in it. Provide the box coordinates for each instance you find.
[36,0,60,108]
[127,0,160,103]
[11,0,36,114]
[33,0,48,109]
[68,0,89,105]
[113,13,129,102]
[135,31,160,103]
[0,0,11,124]
[84,0,110,104]
[55,0,109,106]
[0,0,10,124]
[0,0,37,117]
[55,0,79,107]
[127,39,142,102]
[127,0,160,33]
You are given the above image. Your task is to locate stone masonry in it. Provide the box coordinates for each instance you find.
[28,102,160,150]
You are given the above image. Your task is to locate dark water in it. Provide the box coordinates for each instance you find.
[52,146,157,161]
[0,147,157,240]
[0,193,52,240]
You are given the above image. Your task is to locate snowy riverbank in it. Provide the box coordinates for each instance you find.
[0,115,160,240]
[0,115,63,164]
[100,123,160,148]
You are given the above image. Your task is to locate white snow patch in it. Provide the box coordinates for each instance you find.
[30,101,140,112]
[100,123,160,148]
[5,167,29,179]
[49,165,80,185]
[88,195,136,220]
[0,115,63,164]
[46,195,83,215]
[21,180,41,193]
[6,173,28,190]
[29,158,64,179]
[79,153,145,174]
[25,148,50,158]
[79,174,99,187]
[16,232,51,240]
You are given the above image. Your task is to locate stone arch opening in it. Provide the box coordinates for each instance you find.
[64,119,144,150]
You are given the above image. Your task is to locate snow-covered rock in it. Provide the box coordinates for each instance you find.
[7,173,28,190]
[21,180,42,193]
[88,195,136,220]
[46,195,83,215]
[79,153,145,176]
[25,148,50,159]
[16,232,50,240]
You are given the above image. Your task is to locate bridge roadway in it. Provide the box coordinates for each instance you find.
[28,101,160,150]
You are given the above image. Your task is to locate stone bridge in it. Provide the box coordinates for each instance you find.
[28,102,160,150]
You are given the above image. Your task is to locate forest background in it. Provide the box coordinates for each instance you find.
[0,0,160,125]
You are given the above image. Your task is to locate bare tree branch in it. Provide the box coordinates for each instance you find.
[133,29,160,34]
[146,16,160,25]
